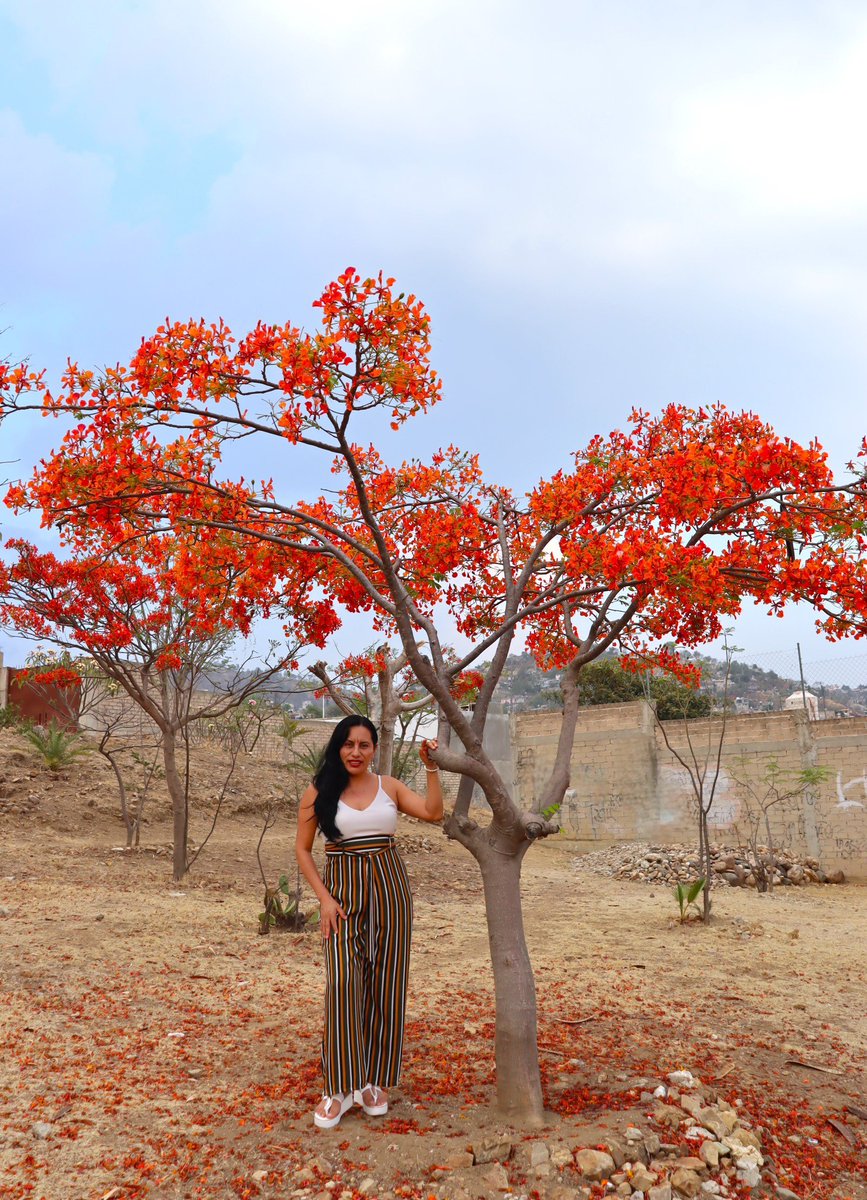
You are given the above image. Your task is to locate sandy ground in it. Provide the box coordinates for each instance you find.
[0,729,865,1200]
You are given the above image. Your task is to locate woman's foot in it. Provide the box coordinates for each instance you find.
[356,1083,388,1116]
[313,1092,354,1129]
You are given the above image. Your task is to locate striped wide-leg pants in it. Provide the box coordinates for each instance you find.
[321,836,413,1096]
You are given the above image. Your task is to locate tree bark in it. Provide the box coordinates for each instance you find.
[476,837,545,1125]
[162,727,187,882]
[376,693,397,776]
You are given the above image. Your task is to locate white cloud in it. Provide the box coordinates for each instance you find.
[0,110,115,290]
[674,29,867,221]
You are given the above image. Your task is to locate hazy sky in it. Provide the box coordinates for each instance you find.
[2,1,867,679]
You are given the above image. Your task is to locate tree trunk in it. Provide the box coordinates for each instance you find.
[162,727,187,882]
[700,810,712,921]
[376,697,397,777]
[477,839,545,1125]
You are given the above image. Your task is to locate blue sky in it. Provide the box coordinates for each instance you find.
[2,0,867,678]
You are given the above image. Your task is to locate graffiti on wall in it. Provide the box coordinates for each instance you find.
[836,770,867,810]
[657,763,741,828]
[562,787,628,838]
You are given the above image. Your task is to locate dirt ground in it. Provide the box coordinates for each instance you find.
[0,729,865,1200]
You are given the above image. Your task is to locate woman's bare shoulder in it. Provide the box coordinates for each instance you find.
[299,782,319,809]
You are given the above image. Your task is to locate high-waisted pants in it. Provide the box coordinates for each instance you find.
[321,836,413,1096]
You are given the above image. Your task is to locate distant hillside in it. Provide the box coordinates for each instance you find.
[490,651,867,717]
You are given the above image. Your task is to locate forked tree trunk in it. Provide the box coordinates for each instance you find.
[476,842,545,1124]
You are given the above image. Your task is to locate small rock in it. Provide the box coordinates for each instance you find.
[630,1166,658,1192]
[668,1070,697,1089]
[0,906,10,918]
[670,1157,706,1172]
[775,1189,800,1200]
[473,1162,509,1189]
[358,1181,377,1196]
[716,1109,739,1135]
[724,1129,762,1157]
[32,1122,52,1140]
[472,1137,512,1164]
[737,1162,762,1188]
[685,1127,715,1143]
[644,1133,661,1155]
[626,1125,643,1142]
[550,1146,574,1168]
[826,870,845,884]
[697,1110,729,1140]
[187,1067,204,1079]
[527,1141,550,1167]
[252,1170,268,1182]
[700,1183,721,1196]
[575,1148,616,1180]
[654,1105,684,1129]
[435,1150,474,1170]
[670,1168,702,1197]
[606,1137,629,1168]
[648,1185,672,1200]
[616,1184,632,1198]
[699,1142,721,1168]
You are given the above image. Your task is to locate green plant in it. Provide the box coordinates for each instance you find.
[22,721,88,772]
[258,872,315,935]
[674,877,706,923]
[0,703,23,730]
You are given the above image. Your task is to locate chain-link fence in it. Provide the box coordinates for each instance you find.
[712,647,867,717]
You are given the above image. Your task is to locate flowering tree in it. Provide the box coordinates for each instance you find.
[3,270,866,1121]
[0,532,326,881]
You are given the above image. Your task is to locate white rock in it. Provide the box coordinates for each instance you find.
[737,1163,761,1188]
[668,1070,697,1089]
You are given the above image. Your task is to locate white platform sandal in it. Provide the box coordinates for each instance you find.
[313,1092,355,1129]
[355,1083,388,1116]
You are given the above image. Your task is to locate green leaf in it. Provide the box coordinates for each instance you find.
[686,878,706,904]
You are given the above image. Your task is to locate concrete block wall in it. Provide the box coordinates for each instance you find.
[512,703,867,880]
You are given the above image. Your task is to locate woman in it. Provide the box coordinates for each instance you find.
[295,714,443,1129]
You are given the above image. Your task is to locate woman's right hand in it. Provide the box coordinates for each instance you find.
[319,894,347,940]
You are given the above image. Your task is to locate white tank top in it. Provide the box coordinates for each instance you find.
[336,776,398,839]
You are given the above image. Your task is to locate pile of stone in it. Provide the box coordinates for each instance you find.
[563,1068,773,1197]
[425,1069,789,1200]
[574,842,845,887]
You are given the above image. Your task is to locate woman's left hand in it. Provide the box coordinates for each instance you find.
[419,737,438,769]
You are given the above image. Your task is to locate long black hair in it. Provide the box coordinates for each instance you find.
[313,715,379,841]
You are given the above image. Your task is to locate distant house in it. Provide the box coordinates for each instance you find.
[782,689,820,719]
